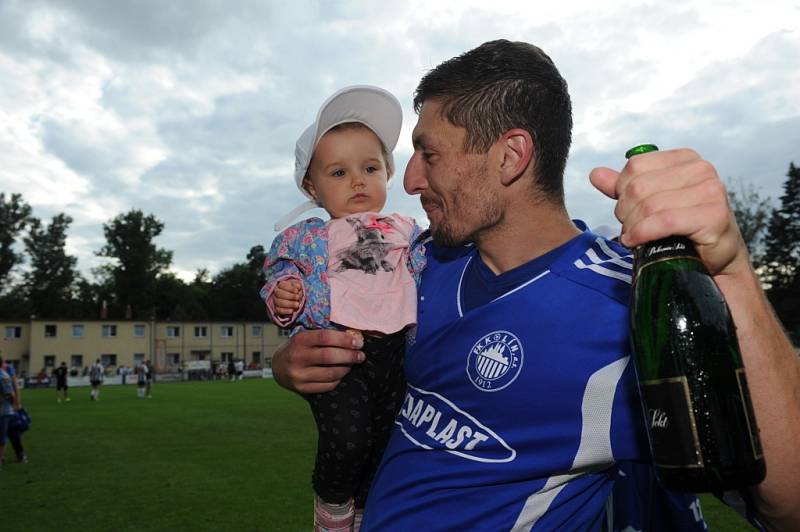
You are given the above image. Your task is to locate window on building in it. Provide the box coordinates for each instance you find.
[134,324,146,337]
[100,354,117,367]
[168,353,180,365]
[70,354,83,368]
[220,326,234,338]
[252,351,261,364]
[166,326,180,337]
[252,326,262,337]
[72,324,84,338]
[278,327,292,337]
[44,355,56,367]
[133,353,145,365]
[221,352,234,362]
[101,324,117,337]
[194,326,208,337]
[4,326,22,340]
[44,324,57,337]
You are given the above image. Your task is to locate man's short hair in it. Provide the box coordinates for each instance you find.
[413,39,573,202]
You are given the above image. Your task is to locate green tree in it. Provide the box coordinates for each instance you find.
[153,273,207,320]
[762,162,800,342]
[0,192,32,292]
[208,245,267,321]
[763,163,800,289]
[726,179,772,268]
[96,210,173,318]
[23,213,79,318]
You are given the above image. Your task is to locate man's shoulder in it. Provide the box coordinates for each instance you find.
[550,231,633,306]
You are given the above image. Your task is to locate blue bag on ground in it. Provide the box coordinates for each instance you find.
[10,407,31,432]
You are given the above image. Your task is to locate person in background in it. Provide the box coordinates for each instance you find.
[53,361,70,403]
[145,360,154,398]
[0,356,25,469]
[136,361,148,399]
[88,359,104,401]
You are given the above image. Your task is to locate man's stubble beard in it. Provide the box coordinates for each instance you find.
[430,163,501,248]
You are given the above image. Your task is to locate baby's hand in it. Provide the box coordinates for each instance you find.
[271,279,304,317]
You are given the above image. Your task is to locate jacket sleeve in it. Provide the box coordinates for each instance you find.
[260,223,313,327]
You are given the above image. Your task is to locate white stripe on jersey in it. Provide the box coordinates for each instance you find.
[456,256,473,318]
[511,356,631,531]
[573,237,633,284]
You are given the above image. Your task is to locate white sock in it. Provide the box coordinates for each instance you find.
[314,497,354,532]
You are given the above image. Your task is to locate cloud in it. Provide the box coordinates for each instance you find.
[1,0,798,281]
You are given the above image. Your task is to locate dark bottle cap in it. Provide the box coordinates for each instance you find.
[625,144,659,159]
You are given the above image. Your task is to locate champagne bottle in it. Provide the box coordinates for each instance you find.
[627,143,766,492]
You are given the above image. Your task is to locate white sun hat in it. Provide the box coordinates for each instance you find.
[273,85,403,231]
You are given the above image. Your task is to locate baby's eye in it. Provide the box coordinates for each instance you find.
[366,166,378,174]
[332,169,345,178]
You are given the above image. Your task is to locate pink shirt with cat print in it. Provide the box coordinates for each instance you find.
[327,212,417,334]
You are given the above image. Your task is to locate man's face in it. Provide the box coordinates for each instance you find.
[404,100,500,247]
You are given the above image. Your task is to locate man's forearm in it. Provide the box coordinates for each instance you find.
[717,267,800,528]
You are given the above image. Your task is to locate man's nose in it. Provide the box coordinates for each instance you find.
[404,153,426,195]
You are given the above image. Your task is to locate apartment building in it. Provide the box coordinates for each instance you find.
[0,319,288,376]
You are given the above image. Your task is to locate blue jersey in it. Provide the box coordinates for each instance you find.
[363,226,649,530]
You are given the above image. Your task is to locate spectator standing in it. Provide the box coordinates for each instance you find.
[227,359,235,381]
[234,359,244,381]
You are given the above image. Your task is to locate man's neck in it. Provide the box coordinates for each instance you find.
[475,197,581,275]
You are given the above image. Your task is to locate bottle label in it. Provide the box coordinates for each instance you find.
[736,369,764,460]
[636,236,701,271]
[639,376,704,469]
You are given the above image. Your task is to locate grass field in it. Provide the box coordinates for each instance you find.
[3,379,755,531]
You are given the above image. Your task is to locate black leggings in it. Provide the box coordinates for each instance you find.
[306,331,406,507]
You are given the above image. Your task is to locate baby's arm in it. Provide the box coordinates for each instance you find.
[270,279,304,319]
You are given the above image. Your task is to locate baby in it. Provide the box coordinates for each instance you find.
[261,86,426,531]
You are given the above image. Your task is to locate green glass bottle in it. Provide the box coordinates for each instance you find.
[627,143,766,492]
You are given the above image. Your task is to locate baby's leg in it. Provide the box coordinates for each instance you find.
[306,361,373,506]
[353,331,407,509]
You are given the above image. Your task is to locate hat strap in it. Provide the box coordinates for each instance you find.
[273,200,321,231]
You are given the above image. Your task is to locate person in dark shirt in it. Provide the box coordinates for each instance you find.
[53,362,70,403]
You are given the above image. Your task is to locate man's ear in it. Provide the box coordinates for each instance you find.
[497,129,534,186]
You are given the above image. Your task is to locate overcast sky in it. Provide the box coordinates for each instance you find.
[1,0,798,281]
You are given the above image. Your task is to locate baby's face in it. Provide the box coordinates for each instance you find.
[305,126,389,219]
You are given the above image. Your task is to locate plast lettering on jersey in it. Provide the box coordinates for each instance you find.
[396,383,516,463]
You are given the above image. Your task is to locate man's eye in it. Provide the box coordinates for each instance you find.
[422,152,437,163]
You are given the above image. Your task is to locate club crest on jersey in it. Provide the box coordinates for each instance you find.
[466,330,523,392]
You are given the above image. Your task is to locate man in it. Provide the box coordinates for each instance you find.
[145,360,154,398]
[0,356,25,469]
[89,359,104,401]
[272,40,800,530]
[53,361,70,403]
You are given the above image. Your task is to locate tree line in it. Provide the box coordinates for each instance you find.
[726,162,800,343]
[1,161,798,339]
[0,203,267,321]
